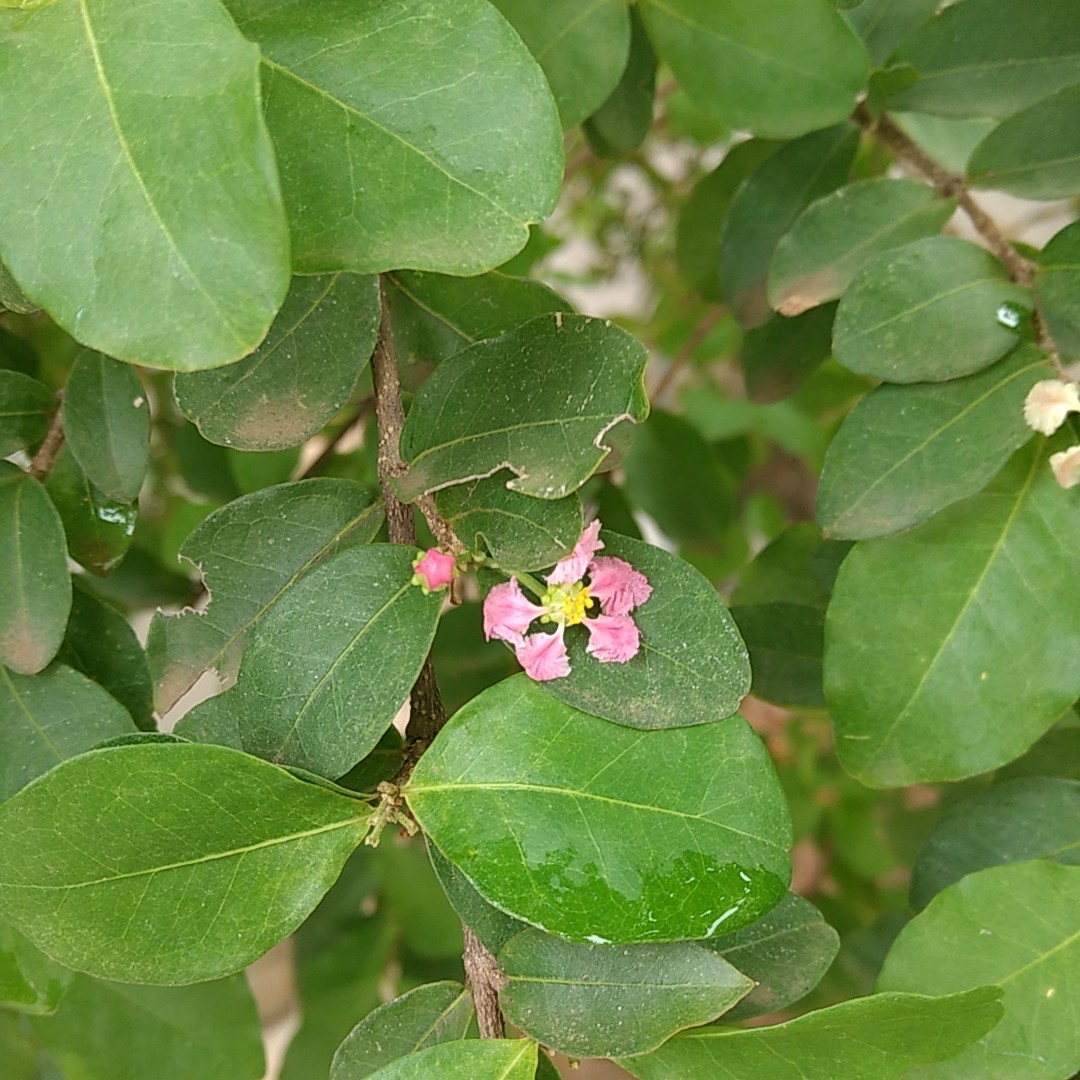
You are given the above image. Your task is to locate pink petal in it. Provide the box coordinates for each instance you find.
[413,548,456,591]
[516,626,571,681]
[483,579,543,645]
[546,520,604,585]
[588,556,652,616]
[584,613,640,664]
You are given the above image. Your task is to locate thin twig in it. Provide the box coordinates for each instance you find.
[28,391,65,481]
[649,306,724,404]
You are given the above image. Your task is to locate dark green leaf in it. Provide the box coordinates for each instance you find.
[730,602,825,709]
[407,676,791,944]
[1036,220,1080,360]
[0,327,38,378]
[0,917,72,1015]
[335,729,406,796]
[0,371,52,457]
[0,0,289,369]
[499,929,752,1058]
[742,305,839,404]
[731,523,844,610]
[358,1040,536,1080]
[431,604,518,718]
[833,236,1029,382]
[227,0,562,275]
[843,0,938,65]
[396,314,649,502]
[0,742,370,983]
[997,716,1080,783]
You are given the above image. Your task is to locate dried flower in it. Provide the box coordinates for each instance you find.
[1050,445,1080,489]
[1023,379,1080,435]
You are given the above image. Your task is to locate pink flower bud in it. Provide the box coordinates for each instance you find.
[412,548,456,593]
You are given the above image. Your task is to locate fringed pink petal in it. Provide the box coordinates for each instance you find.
[588,555,652,616]
[516,626,571,681]
[483,579,544,645]
[413,548,456,591]
[546,520,604,585]
[584,613,640,663]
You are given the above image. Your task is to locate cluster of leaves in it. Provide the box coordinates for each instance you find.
[1,0,1078,1078]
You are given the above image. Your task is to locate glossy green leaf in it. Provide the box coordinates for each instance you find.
[639,0,867,139]
[0,917,71,1015]
[0,371,52,457]
[911,778,1080,910]
[730,602,825,710]
[0,662,135,801]
[833,237,1029,382]
[705,892,840,1021]
[843,0,938,65]
[43,446,137,577]
[742,305,838,404]
[407,676,791,944]
[0,0,289,369]
[541,533,752,730]
[436,477,581,573]
[30,974,264,1080]
[817,345,1047,539]
[147,478,382,712]
[330,982,473,1080]
[182,545,441,779]
[0,742,370,984]
[622,988,1003,1079]
[721,124,859,328]
[363,1040,536,1080]
[396,314,648,502]
[489,0,631,128]
[878,861,1080,1079]
[825,439,1080,787]
[768,179,954,316]
[969,84,1080,200]
[175,273,380,451]
[887,0,1080,119]
[227,0,562,275]
[61,351,149,502]
[1036,221,1080,360]
[0,463,71,675]
[499,929,752,1058]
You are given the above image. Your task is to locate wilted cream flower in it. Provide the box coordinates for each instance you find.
[1023,379,1080,435]
[1050,445,1080,489]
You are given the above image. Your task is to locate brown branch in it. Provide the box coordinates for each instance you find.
[28,391,65,481]
[648,306,724,404]
[463,927,507,1039]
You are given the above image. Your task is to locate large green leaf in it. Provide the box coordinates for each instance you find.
[407,676,792,944]
[887,0,1080,119]
[226,0,562,275]
[0,371,52,457]
[0,742,370,984]
[147,478,382,712]
[639,0,867,139]
[621,988,1003,1079]
[395,314,648,501]
[768,179,954,316]
[833,237,1029,382]
[1036,221,1080,360]
[498,929,752,1058]
[825,439,1080,787]
[911,778,1080,910]
[181,545,442,779]
[175,273,380,451]
[540,533,751,729]
[843,0,938,65]
[0,917,71,1016]
[878,861,1080,1079]
[817,345,1047,540]
[0,463,71,675]
[362,1041,536,1080]
[0,0,289,370]
[330,982,473,1080]
[742,304,838,404]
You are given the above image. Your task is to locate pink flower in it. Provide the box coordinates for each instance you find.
[412,548,456,593]
[482,520,652,681]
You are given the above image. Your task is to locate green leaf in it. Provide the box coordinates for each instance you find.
[0,917,72,1015]
[61,351,149,502]
[435,477,581,573]
[29,973,264,1080]
[498,929,752,1058]
[147,478,382,712]
[878,861,1080,1079]
[0,742,370,984]
[0,327,38,378]
[639,0,867,139]
[0,463,71,675]
[621,988,1003,1079]
[0,371,52,457]
[0,662,135,801]
[969,84,1080,201]
[817,345,1047,539]
[742,305,838,404]
[833,237,1029,382]
[407,676,791,944]
[431,604,518,718]
[0,0,289,370]
[43,446,137,577]
[488,0,631,128]
[226,0,562,275]
[706,892,839,1021]
[0,261,38,315]
[541,533,752,730]
[721,124,859,328]
[731,523,845,610]
[1036,221,1080,360]
[729,602,825,710]
[330,982,473,1080]
[843,0,938,65]
[175,274,380,451]
[768,179,955,316]
[395,314,648,502]
[825,439,1080,787]
[360,1040,536,1080]
[887,0,1080,120]
[911,778,1080,910]
[181,545,442,779]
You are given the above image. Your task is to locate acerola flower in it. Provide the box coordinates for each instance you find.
[1050,445,1080,489]
[483,520,652,681]
[412,548,456,593]
[1023,379,1080,435]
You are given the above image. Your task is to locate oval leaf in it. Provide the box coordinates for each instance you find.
[0,371,52,457]
[363,1040,536,1080]
[407,676,792,944]
[843,0,939,65]
[1036,220,1080,360]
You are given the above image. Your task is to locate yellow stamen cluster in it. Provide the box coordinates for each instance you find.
[539,582,595,626]
[562,584,594,626]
